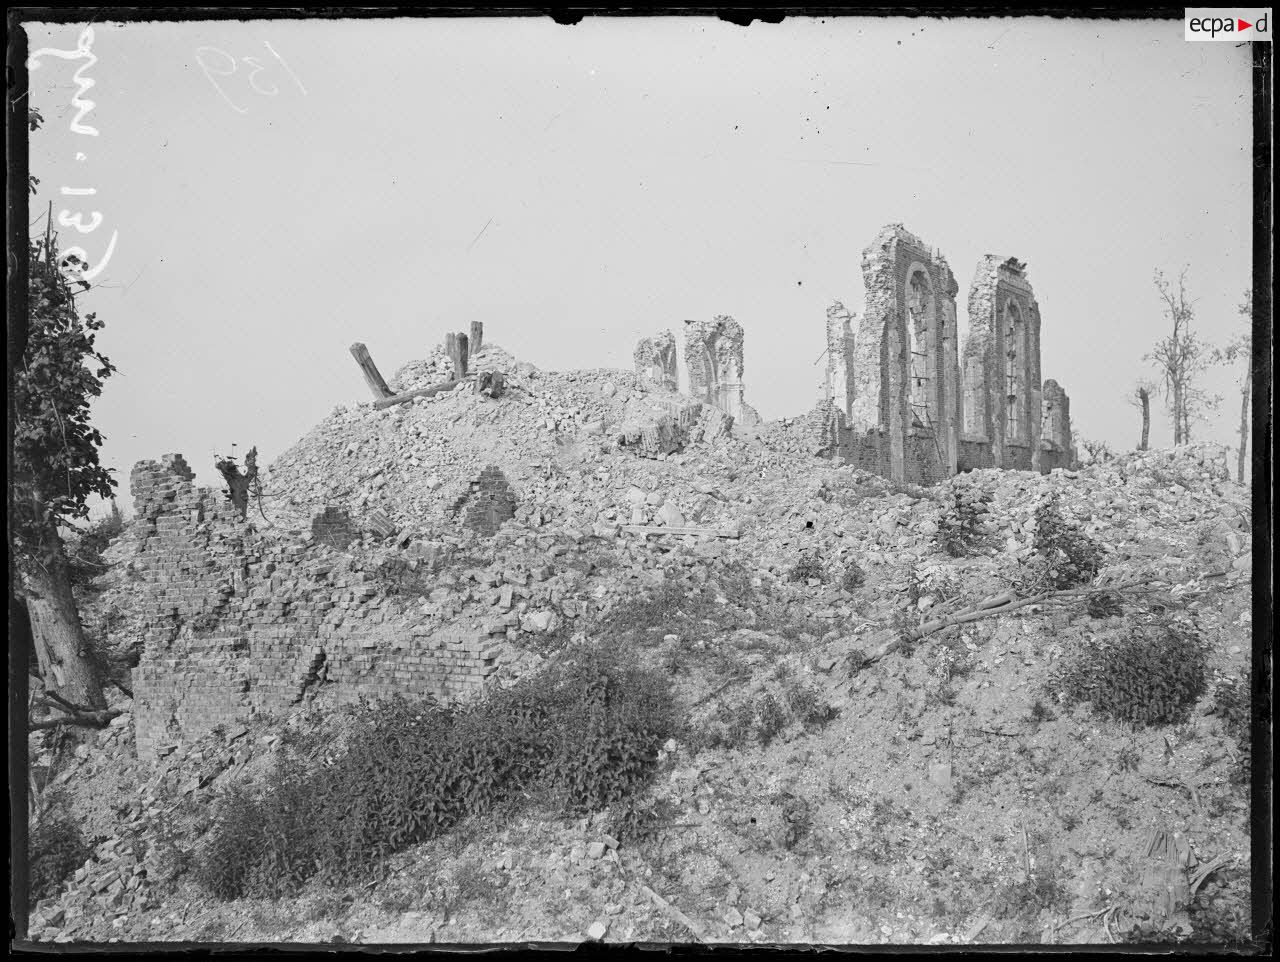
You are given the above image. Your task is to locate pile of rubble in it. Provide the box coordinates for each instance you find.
[34,330,1253,944]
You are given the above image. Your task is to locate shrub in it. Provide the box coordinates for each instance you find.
[788,550,826,585]
[839,561,866,592]
[1027,495,1102,591]
[196,642,677,899]
[65,501,125,589]
[1213,676,1250,746]
[756,693,788,747]
[935,487,991,558]
[29,794,90,906]
[1085,590,1124,619]
[1213,676,1251,785]
[779,794,813,851]
[784,682,838,729]
[1049,621,1209,728]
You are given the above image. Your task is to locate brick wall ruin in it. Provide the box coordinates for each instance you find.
[821,225,1074,483]
[127,456,521,760]
[634,331,678,392]
[824,301,857,422]
[447,466,518,536]
[683,316,761,427]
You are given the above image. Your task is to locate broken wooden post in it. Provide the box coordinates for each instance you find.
[350,343,395,400]
[450,332,470,378]
[469,321,484,359]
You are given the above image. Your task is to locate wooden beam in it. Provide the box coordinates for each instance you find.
[373,377,470,409]
[469,321,484,358]
[350,342,395,400]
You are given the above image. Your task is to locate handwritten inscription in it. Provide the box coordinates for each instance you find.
[196,41,307,114]
[28,25,119,282]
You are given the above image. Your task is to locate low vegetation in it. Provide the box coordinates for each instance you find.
[196,642,677,900]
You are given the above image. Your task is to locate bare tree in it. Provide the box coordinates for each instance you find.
[1145,268,1221,444]
[1126,380,1156,451]
[1215,290,1252,482]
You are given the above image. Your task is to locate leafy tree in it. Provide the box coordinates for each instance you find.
[1146,268,1221,445]
[14,111,118,717]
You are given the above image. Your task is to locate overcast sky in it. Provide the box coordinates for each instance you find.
[24,15,1254,504]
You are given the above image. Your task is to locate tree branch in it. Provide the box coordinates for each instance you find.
[29,707,122,730]
[846,575,1173,673]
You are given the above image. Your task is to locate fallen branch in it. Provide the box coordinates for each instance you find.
[1189,853,1234,898]
[373,377,472,409]
[846,576,1164,673]
[620,524,741,539]
[1140,773,1205,814]
[29,708,122,730]
[1053,905,1114,932]
[640,885,706,941]
[1054,910,1116,931]
[689,674,751,710]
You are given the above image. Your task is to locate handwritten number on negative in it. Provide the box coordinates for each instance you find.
[197,43,306,114]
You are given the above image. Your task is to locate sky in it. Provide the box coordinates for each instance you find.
[23,15,1255,509]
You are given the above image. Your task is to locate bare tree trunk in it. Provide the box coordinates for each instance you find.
[24,548,106,713]
[216,447,259,520]
[1138,387,1150,451]
[1172,383,1184,445]
[1237,377,1250,482]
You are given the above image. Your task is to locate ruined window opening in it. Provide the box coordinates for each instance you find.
[1004,302,1024,443]
[906,271,935,427]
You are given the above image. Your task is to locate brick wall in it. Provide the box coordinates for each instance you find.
[127,456,512,760]
[447,466,518,536]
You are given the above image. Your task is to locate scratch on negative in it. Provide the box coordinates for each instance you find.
[468,218,494,251]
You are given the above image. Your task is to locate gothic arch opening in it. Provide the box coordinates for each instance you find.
[1004,299,1025,443]
[906,269,935,428]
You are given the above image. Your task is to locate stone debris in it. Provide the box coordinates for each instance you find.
[40,299,1252,946]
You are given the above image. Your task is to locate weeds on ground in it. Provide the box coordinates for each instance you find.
[783,680,839,729]
[688,679,837,755]
[596,560,840,652]
[1048,617,1209,728]
[1212,676,1251,785]
[778,793,813,851]
[840,560,866,592]
[788,550,826,585]
[196,641,677,900]
[990,848,1070,941]
[1085,590,1124,619]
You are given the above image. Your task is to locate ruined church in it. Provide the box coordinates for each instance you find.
[638,223,1075,485]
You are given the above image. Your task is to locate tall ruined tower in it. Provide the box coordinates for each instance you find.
[857,224,961,483]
